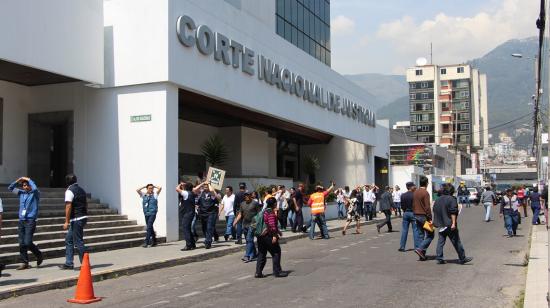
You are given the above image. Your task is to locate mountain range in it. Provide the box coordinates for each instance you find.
[345,37,540,146]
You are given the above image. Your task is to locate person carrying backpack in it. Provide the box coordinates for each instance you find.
[255,197,286,278]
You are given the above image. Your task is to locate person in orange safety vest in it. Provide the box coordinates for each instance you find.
[307,181,335,240]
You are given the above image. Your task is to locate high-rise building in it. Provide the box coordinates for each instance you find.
[406,64,488,150]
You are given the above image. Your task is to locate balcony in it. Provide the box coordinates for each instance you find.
[440,115,452,124]
[440,86,452,94]
[439,94,451,102]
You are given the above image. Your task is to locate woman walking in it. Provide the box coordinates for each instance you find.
[255,197,286,278]
[529,187,541,225]
[342,190,361,235]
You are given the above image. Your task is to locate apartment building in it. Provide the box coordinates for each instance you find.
[406,64,488,150]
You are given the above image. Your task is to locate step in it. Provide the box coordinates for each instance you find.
[0,192,92,199]
[0,237,166,265]
[2,215,129,228]
[2,203,109,212]
[0,231,146,254]
[0,225,146,244]
[2,208,118,220]
[1,198,100,205]
[1,220,138,235]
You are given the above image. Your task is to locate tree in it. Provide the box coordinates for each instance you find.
[201,135,228,168]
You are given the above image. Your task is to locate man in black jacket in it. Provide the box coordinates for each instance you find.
[433,183,472,265]
[376,186,394,233]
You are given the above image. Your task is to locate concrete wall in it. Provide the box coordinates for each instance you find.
[178,120,219,155]
[479,74,489,148]
[0,0,104,84]
[390,165,423,188]
[241,127,270,176]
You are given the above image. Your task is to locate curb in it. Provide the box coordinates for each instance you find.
[0,216,394,300]
[523,223,549,307]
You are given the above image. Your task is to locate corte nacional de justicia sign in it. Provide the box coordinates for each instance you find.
[176,15,376,127]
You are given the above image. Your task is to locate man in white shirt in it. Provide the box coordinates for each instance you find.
[364,185,377,221]
[275,185,291,230]
[219,186,236,242]
[393,185,403,217]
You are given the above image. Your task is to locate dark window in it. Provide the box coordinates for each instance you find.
[415,69,422,76]
[440,68,446,75]
[284,21,292,41]
[291,0,298,24]
[285,0,291,19]
[292,26,298,45]
[276,16,284,36]
[297,4,304,30]
[277,0,284,15]
[457,67,464,73]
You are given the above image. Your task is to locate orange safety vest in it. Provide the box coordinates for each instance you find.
[310,192,325,215]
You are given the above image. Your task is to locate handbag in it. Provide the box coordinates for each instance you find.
[423,221,434,232]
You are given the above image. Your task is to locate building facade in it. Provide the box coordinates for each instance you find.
[406,64,488,150]
[0,0,388,241]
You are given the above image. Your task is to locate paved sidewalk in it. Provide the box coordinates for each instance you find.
[0,216,390,299]
[524,222,549,307]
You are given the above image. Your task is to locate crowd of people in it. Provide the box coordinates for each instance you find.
[1,171,544,279]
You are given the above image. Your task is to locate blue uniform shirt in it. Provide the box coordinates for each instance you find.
[8,179,40,221]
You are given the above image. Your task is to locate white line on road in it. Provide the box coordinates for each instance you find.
[329,248,340,252]
[236,275,253,281]
[208,282,230,290]
[142,300,170,307]
[178,291,202,298]
[370,247,379,249]
[341,246,349,249]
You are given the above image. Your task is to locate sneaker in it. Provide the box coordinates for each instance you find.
[398,248,405,252]
[180,246,195,251]
[459,257,473,265]
[58,264,74,270]
[36,254,44,267]
[342,230,346,236]
[0,264,5,276]
[205,243,212,249]
[16,263,31,270]
[241,257,249,262]
[376,225,381,234]
[437,260,446,264]
[255,273,265,278]
[414,249,427,261]
[274,272,288,278]
[142,244,149,248]
[224,235,229,242]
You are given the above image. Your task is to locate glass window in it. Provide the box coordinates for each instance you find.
[315,42,321,59]
[309,38,315,55]
[304,9,309,33]
[326,51,331,66]
[291,0,298,25]
[422,93,429,99]
[440,68,447,75]
[297,31,304,49]
[320,0,325,21]
[284,21,292,41]
[410,93,416,100]
[441,80,449,86]
[457,67,464,73]
[421,82,428,88]
[276,16,284,36]
[410,83,416,89]
[310,12,315,37]
[324,1,330,22]
[297,4,304,30]
[284,0,291,19]
[292,26,298,45]
[277,0,284,16]
[415,69,422,76]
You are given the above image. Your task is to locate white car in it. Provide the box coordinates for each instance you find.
[467,187,480,204]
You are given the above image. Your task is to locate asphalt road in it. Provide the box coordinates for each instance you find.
[0,205,530,308]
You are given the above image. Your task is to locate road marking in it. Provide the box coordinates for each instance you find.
[142,300,170,307]
[341,246,349,249]
[329,248,340,252]
[236,275,252,281]
[208,282,230,290]
[178,291,202,298]
[349,243,357,246]
[370,246,379,249]
[358,240,365,243]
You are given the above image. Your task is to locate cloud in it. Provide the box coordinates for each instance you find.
[375,0,538,65]
[359,35,368,46]
[332,15,356,35]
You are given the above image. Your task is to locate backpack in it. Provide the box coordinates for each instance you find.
[254,210,268,237]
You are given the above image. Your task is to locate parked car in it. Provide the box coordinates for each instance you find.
[468,187,480,204]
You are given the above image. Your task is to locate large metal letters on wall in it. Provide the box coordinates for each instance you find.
[176,15,376,127]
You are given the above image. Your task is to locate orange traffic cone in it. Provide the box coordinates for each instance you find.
[67,253,101,304]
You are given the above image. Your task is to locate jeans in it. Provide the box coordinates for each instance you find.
[181,210,196,248]
[243,226,257,259]
[191,214,198,239]
[256,235,282,275]
[531,203,541,225]
[377,209,392,231]
[357,202,364,217]
[292,209,304,232]
[503,210,519,236]
[309,213,329,239]
[64,218,87,267]
[365,202,374,221]
[394,202,402,216]
[414,215,434,252]
[400,211,420,250]
[225,215,235,236]
[278,208,289,230]
[458,196,470,208]
[483,202,493,221]
[18,220,42,264]
[336,202,345,218]
[235,221,243,241]
[288,209,296,227]
[144,214,157,245]
[200,212,218,245]
[436,228,466,261]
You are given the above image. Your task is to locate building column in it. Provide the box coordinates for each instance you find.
[117,82,179,241]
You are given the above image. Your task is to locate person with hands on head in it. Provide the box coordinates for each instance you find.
[137,183,162,248]
[59,174,88,270]
[8,176,43,270]
[193,181,221,249]
[307,181,335,240]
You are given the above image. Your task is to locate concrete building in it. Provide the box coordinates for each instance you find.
[0,0,389,242]
[406,64,488,150]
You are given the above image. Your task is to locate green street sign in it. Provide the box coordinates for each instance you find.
[130,115,152,122]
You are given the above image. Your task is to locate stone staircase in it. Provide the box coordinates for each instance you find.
[0,188,164,265]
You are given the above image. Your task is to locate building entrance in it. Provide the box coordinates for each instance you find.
[28,111,73,187]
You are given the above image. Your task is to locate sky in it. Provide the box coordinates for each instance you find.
[330,0,540,75]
